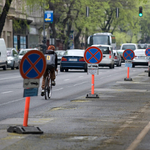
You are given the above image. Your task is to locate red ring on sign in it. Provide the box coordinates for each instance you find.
[84,46,103,64]
[20,50,46,79]
[123,49,135,60]
[145,48,150,56]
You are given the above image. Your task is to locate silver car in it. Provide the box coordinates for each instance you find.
[55,50,65,65]
[132,49,148,68]
[92,45,115,69]
[7,48,19,69]
[113,50,122,67]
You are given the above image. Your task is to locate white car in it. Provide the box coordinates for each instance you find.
[132,49,148,68]
[18,48,38,63]
[92,45,115,69]
[7,48,19,69]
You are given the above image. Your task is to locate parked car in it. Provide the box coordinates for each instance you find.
[113,50,122,67]
[7,48,19,69]
[60,49,87,72]
[55,50,65,64]
[92,45,115,69]
[132,49,148,68]
[137,43,150,49]
[0,38,7,70]
[18,48,38,63]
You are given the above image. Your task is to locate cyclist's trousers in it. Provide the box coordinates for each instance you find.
[41,68,55,89]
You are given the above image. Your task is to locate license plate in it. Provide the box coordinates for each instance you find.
[69,59,77,61]
[138,56,145,59]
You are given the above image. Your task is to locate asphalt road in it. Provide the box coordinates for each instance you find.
[0,64,150,150]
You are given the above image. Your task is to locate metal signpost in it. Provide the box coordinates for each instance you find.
[145,48,150,77]
[123,49,135,81]
[7,50,46,134]
[84,46,103,98]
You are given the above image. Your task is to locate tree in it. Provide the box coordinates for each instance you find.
[0,0,13,37]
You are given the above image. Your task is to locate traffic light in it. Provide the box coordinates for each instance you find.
[139,6,143,17]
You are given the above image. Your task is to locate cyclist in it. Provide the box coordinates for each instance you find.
[41,45,58,96]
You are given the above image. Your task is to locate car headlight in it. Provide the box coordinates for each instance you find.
[7,57,13,61]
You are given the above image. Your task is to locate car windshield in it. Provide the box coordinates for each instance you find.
[122,45,136,50]
[97,46,110,54]
[137,44,149,49]
[55,51,65,56]
[64,50,84,56]
[19,50,30,55]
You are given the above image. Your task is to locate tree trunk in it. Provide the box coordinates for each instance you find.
[0,0,13,37]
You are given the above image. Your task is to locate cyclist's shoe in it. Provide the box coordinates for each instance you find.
[41,89,44,96]
[52,80,55,86]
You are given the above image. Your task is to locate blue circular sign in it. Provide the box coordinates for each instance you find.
[123,49,135,60]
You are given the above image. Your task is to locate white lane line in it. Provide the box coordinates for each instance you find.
[0,98,24,106]
[2,91,13,94]
[79,76,83,78]
[64,79,70,81]
[53,88,63,91]
[0,76,21,81]
[73,81,88,86]
[126,122,150,150]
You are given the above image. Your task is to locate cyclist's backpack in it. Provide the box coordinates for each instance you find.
[44,50,56,69]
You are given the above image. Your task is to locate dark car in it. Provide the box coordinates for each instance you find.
[60,49,87,72]
[113,50,121,67]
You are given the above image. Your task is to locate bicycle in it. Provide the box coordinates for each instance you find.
[44,69,52,100]
[44,69,58,100]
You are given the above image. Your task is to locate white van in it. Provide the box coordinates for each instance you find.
[0,38,7,70]
[92,45,115,69]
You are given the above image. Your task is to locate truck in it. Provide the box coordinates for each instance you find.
[117,43,138,62]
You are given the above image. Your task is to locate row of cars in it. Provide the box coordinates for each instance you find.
[117,43,150,68]
[59,45,122,72]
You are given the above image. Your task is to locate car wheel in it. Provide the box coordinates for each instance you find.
[60,67,64,72]
[132,64,135,68]
[3,64,7,70]
[65,69,68,72]
[84,68,87,72]
[109,64,113,69]
[148,70,150,77]
[11,62,15,70]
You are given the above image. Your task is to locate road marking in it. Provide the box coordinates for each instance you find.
[0,76,21,81]
[79,76,83,78]
[126,122,150,150]
[64,79,70,81]
[2,91,13,94]
[73,81,88,86]
[0,98,23,106]
[53,88,63,91]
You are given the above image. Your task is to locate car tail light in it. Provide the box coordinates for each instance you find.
[109,50,111,58]
[79,58,85,62]
[61,57,67,61]
[114,56,118,59]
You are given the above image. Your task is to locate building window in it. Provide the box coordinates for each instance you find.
[20,36,26,48]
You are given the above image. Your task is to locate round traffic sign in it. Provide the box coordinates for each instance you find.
[123,49,135,60]
[145,48,150,56]
[84,46,103,64]
[20,50,46,79]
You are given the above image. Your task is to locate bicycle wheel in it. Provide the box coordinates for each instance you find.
[44,77,52,100]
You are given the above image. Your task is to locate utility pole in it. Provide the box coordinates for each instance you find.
[42,3,47,54]
[85,6,89,50]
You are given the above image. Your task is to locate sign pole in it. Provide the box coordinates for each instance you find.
[23,97,30,127]
[127,67,129,78]
[91,74,94,95]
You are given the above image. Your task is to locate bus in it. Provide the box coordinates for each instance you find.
[87,32,116,50]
